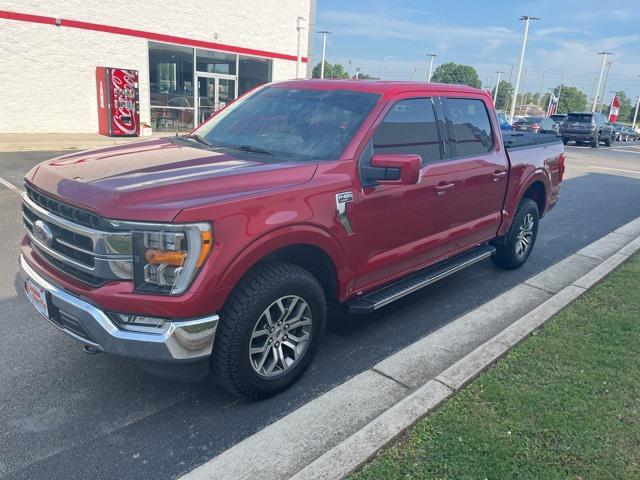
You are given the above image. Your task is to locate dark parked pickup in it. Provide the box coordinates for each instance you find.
[559,112,615,147]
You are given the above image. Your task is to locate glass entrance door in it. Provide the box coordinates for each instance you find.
[196,75,236,125]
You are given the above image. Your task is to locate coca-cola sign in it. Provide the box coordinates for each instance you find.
[109,68,139,136]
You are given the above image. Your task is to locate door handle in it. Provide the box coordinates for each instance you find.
[491,170,507,182]
[435,182,454,196]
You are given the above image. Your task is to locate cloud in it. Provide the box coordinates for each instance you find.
[318,10,519,53]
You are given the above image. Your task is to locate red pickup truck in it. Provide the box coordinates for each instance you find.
[20,80,564,398]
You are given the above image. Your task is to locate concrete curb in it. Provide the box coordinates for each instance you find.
[180,217,640,480]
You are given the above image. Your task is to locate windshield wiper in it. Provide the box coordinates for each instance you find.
[187,134,213,148]
[235,145,274,156]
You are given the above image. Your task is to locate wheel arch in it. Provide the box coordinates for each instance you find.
[217,226,349,307]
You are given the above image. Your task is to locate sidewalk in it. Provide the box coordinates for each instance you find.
[0,132,171,152]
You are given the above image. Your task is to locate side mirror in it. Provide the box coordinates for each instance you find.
[362,154,421,186]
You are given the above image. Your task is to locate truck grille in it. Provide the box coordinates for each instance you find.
[22,186,133,286]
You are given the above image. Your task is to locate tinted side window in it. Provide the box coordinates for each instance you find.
[445,98,494,157]
[373,98,441,165]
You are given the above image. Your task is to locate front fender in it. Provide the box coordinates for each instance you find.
[215,224,352,300]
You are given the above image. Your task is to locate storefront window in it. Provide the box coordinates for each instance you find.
[238,56,273,96]
[196,49,236,75]
[149,41,194,132]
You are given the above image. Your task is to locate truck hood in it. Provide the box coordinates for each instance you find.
[26,137,318,222]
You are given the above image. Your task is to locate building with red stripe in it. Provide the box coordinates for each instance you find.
[0,1,316,133]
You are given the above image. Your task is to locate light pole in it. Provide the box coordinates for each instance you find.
[296,16,305,79]
[598,61,615,113]
[355,67,361,80]
[592,51,613,111]
[426,53,437,82]
[493,71,505,105]
[317,30,331,79]
[633,75,640,130]
[509,16,539,123]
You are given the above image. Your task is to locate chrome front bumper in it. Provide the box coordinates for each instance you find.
[20,255,219,368]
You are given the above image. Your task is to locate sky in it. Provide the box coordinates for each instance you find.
[312,0,640,103]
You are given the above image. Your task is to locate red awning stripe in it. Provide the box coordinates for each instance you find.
[0,10,308,62]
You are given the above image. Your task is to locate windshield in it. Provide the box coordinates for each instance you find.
[566,114,593,123]
[550,115,566,122]
[194,86,380,161]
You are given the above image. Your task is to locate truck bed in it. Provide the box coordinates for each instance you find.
[502,131,562,150]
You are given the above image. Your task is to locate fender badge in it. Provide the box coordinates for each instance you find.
[335,191,354,235]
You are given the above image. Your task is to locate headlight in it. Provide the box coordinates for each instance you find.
[130,223,212,295]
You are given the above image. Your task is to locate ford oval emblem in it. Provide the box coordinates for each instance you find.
[33,220,54,246]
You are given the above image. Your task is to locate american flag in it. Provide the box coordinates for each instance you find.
[546,93,558,116]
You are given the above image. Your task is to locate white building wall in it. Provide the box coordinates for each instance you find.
[0,0,312,133]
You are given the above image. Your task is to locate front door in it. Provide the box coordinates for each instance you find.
[196,75,236,125]
[353,96,455,291]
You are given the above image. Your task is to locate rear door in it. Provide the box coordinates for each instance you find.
[440,96,509,251]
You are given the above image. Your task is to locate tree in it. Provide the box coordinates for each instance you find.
[311,61,349,79]
[553,85,587,114]
[430,62,481,88]
[354,72,379,80]
[492,80,513,110]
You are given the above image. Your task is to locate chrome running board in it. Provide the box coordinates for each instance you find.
[348,245,496,314]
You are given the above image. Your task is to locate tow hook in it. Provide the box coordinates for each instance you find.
[83,344,102,355]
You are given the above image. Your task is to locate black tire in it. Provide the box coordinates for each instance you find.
[561,137,568,145]
[492,198,539,270]
[590,134,599,147]
[604,134,612,147]
[212,262,327,399]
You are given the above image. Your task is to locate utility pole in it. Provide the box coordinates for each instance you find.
[493,71,505,105]
[354,67,361,80]
[519,68,529,112]
[317,30,331,79]
[537,72,545,106]
[381,56,393,80]
[598,61,615,113]
[556,69,564,111]
[296,16,305,79]
[592,51,613,111]
[426,53,437,82]
[411,66,417,81]
[510,16,539,123]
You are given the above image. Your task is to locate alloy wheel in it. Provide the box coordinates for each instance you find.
[249,295,312,378]
[515,213,535,258]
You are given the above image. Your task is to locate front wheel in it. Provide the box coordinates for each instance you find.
[212,262,327,398]
[561,137,568,145]
[492,198,539,270]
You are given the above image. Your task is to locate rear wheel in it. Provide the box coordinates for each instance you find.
[590,134,599,147]
[212,262,327,398]
[604,134,612,146]
[492,198,539,270]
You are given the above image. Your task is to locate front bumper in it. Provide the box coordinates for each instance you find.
[20,255,219,380]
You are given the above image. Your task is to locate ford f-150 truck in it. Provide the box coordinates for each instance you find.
[20,80,564,398]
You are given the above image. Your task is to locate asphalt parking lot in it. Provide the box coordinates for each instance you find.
[1,141,640,480]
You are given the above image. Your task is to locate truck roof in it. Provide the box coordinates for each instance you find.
[272,79,487,97]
